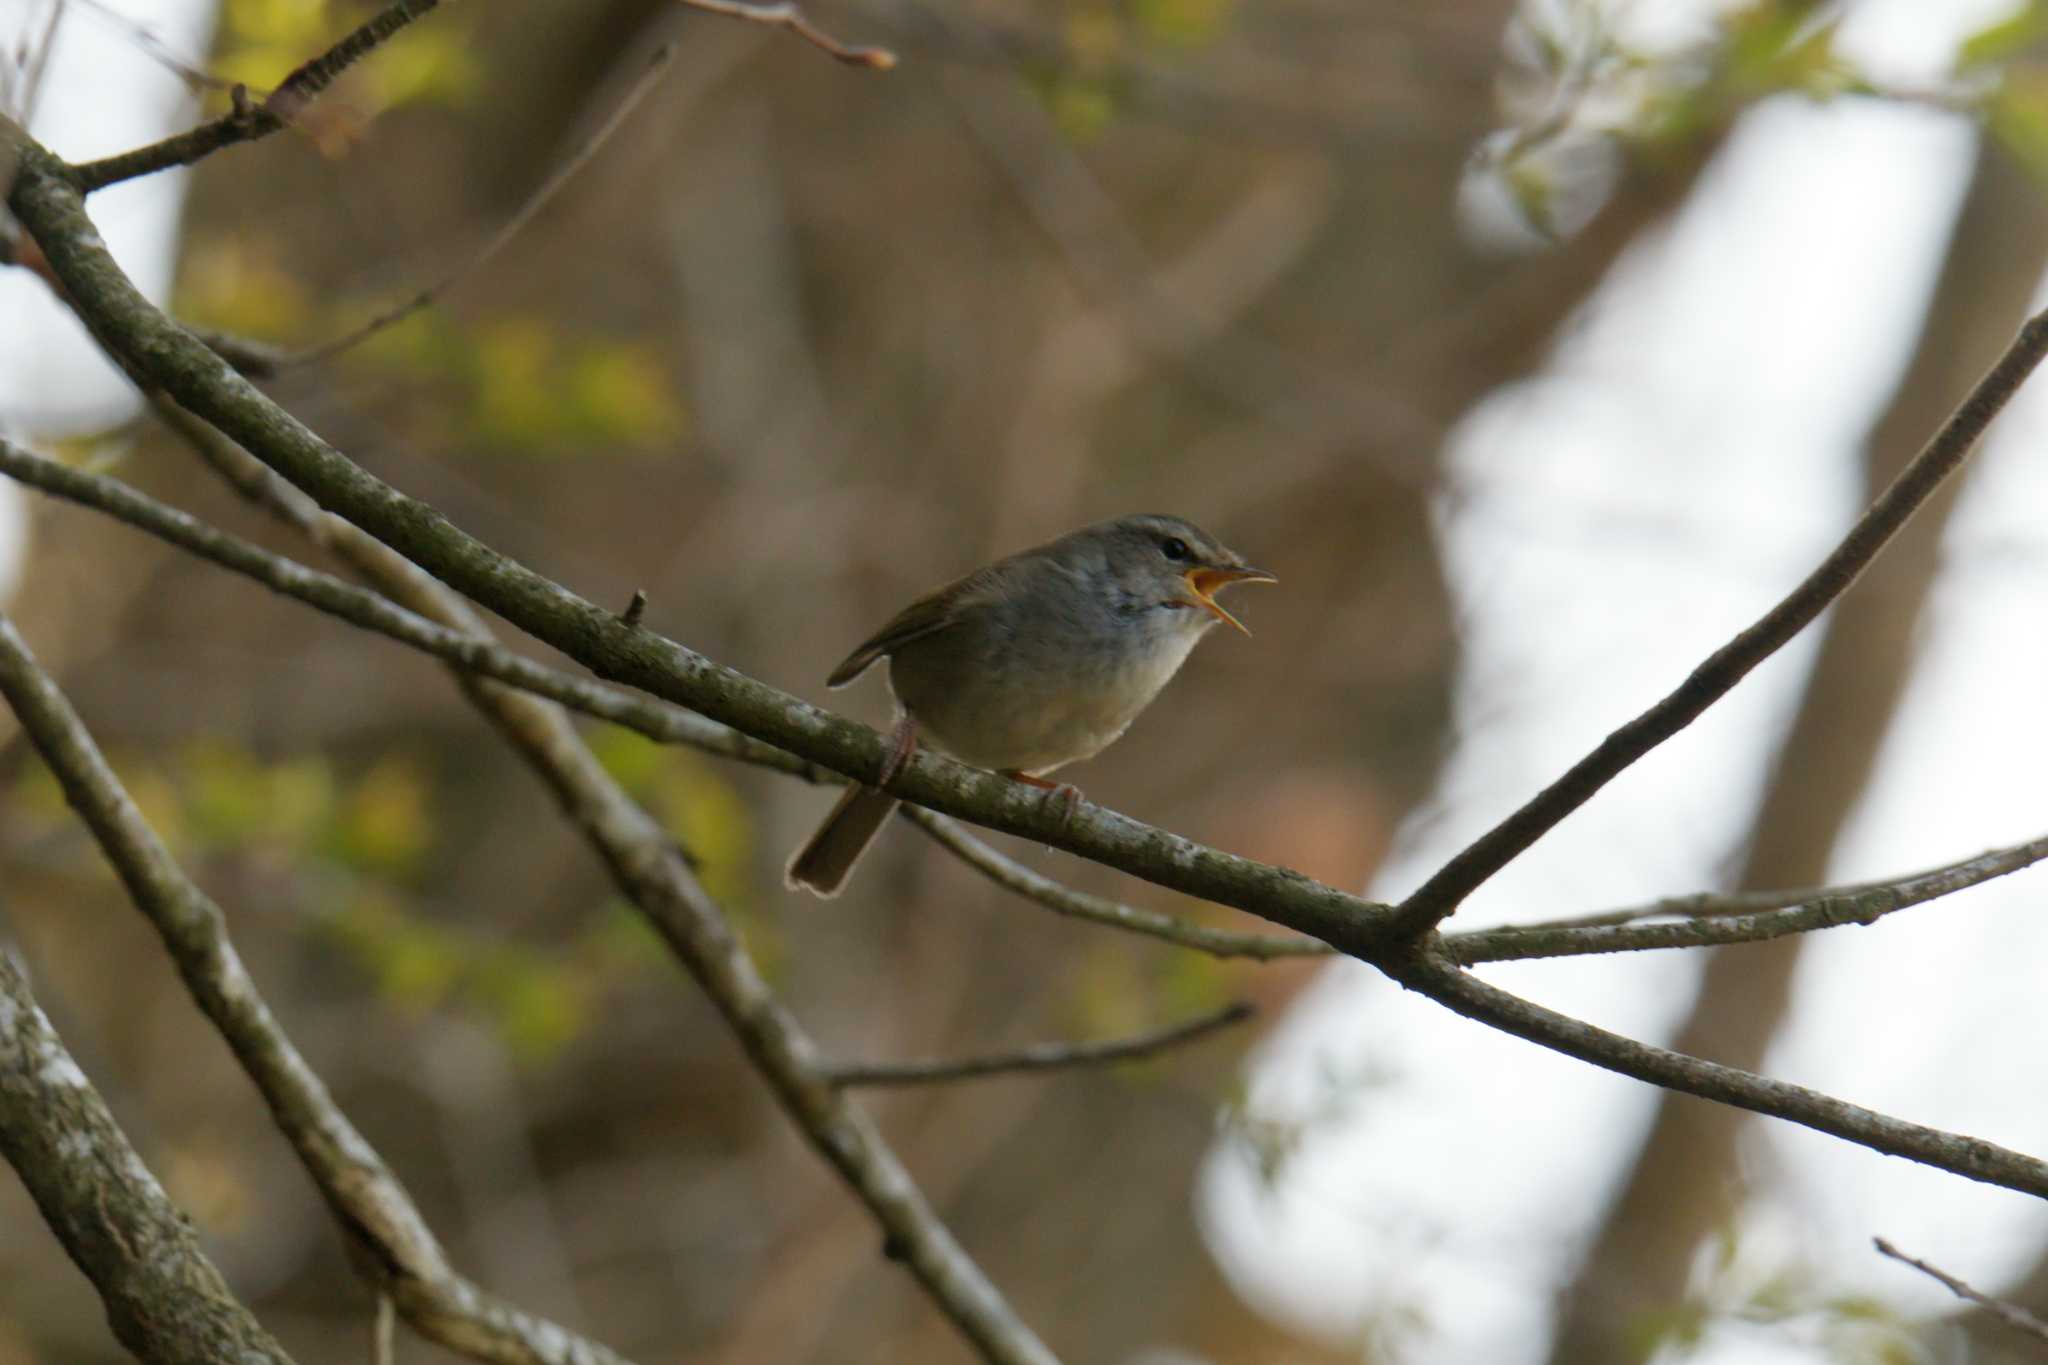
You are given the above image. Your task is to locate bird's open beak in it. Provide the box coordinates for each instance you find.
[1183,564,1277,635]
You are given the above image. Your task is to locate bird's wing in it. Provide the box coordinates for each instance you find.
[824,564,1009,687]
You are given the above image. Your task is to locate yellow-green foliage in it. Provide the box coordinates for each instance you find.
[322,892,597,1064]
[1022,0,1235,142]
[4,736,689,1065]
[358,312,688,456]
[176,236,315,339]
[585,727,781,979]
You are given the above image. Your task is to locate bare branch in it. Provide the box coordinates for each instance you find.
[1387,305,2048,938]
[371,1295,395,1365]
[1441,834,2048,964]
[908,809,1331,960]
[0,431,826,781]
[260,0,440,121]
[1874,1237,2048,1345]
[28,433,2037,976]
[0,952,298,1365]
[824,1002,1256,1087]
[677,0,897,69]
[185,325,294,379]
[1393,951,2048,1199]
[68,0,441,192]
[66,0,238,96]
[14,131,1402,957]
[287,43,677,369]
[14,0,66,128]
[1473,876,1931,934]
[0,612,641,1365]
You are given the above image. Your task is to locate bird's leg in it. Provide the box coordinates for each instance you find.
[877,717,919,788]
[1003,770,1084,829]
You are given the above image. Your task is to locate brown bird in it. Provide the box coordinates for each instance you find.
[786,514,1273,896]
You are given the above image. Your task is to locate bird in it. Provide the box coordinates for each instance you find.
[785,513,1274,896]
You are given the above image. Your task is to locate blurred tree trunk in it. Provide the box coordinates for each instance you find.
[1546,134,2048,1365]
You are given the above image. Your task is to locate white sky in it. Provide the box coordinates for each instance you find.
[10,2,2048,1362]
[0,0,215,599]
[1207,2,2048,1362]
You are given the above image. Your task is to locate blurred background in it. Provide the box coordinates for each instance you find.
[6,0,2048,1361]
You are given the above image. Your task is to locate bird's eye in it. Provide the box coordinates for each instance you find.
[1160,537,1191,561]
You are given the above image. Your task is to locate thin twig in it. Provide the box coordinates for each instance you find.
[1392,951,2048,1199]
[261,0,438,121]
[1388,305,2048,938]
[14,0,66,127]
[65,0,237,96]
[1440,834,2048,964]
[824,1002,1255,1087]
[371,1294,395,1365]
[0,952,298,1365]
[1476,877,1924,934]
[0,431,827,781]
[908,809,1331,960]
[286,44,677,369]
[1874,1237,2048,1345]
[69,0,440,192]
[677,0,897,69]
[0,612,642,1365]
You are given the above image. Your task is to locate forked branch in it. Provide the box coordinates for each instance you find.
[0,954,297,1365]
[677,0,897,69]
[1387,305,2048,937]
[69,0,442,192]
[0,612,641,1365]
[1875,1237,2048,1345]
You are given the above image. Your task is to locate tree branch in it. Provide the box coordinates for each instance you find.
[0,435,1316,975]
[676,0,897,70]
[0,432,824,783]
[1392,950,2048,1199]
[1386,303,2048,937]
[1874,1237,2048,1345]
[286,43,678,370]
[823,1002,1255,1087]
[67,0,442,192]
[19,434,2036,978]
[0,612,642,1365]
[906,809,1332,959]
[1440,833,2048,964]
[8,130,1402,961]
[0,952,299,1365]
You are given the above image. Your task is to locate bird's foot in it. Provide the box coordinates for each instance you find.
[1003,771,1084,830]
[877,717,919,788]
